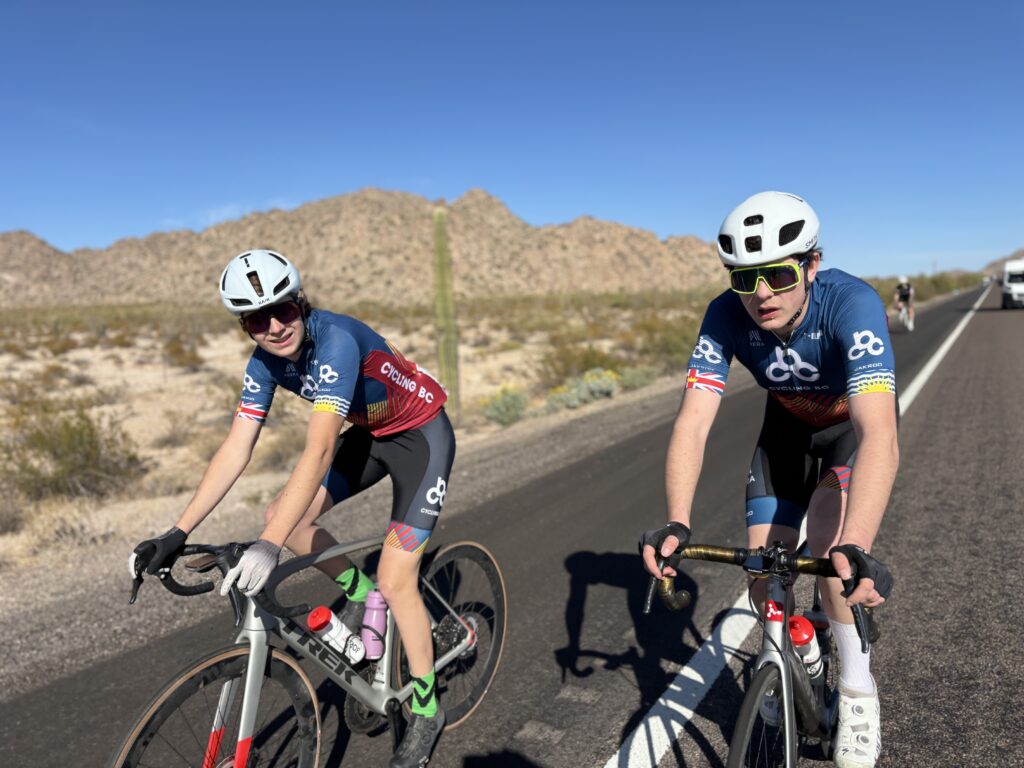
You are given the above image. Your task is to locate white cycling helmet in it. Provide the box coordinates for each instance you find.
[219,249,301,315]
[717,191,820,267]
[898,275,908,284]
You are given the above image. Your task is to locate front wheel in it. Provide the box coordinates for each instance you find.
[111,645,321,768]
[394,541,508,728]
[727,663,797,768]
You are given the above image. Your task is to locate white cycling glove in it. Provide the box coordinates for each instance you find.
[221,540,282,597]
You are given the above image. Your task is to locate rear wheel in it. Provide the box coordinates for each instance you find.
[727,663,796,768]
[111,645,320,768]
[393,541,508,728]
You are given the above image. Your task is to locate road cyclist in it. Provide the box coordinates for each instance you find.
[892,276,915,331]
[129,248,456,767]
[640,191,897,767]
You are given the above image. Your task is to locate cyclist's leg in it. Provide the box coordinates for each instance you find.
[807,430,881,766]
[806,425,878,690]
[375,411,456,681]
[269,425,388,579]
[744,397,816,611]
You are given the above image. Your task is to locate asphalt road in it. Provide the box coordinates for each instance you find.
[4,285,1021,768]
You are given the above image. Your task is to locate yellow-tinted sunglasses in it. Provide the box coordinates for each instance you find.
[729,260,806,295]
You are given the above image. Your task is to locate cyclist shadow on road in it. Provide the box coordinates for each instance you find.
[552,551,750,767]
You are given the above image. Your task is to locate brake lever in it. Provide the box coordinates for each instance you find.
[129,572,144,605]
[228,586,244,627]
[841,577,872,654]
[642,556,664,616]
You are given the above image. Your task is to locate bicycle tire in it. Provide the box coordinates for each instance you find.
[111,645,321,768]
[393,540,508,728]
[727,663,797,768]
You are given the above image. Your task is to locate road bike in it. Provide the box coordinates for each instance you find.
[644,542,877,768]
[113,535,507,767]
[893,302,913,332]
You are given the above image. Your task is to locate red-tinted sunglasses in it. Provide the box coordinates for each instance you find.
[241,301,302,335]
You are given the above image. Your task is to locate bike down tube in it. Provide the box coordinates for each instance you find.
[233,634,270,767]
[757,576,799,768]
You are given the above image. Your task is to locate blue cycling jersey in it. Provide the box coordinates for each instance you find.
[685,268,896,426]
[235,309,446,437]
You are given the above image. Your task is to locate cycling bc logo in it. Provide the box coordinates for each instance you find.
[426,477,447,507]
[243,374,261,393]
[692,336,723,365]
[847,330,885,361]
[765,347,820,383]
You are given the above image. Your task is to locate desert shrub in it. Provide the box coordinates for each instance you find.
[543,368,621,412]
[630,313,700,370]
[537,342,625,390]
[482,386,529,427]
[0,341,29,359]
[619,365,659,391]
[163,334,204,370]
[250,419,308,472]
[152,410,199,449]
[41,335,78,356]
[2,405,145,500]
[0,480,27,535]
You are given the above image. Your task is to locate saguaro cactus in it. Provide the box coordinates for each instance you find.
[433,207,460,420]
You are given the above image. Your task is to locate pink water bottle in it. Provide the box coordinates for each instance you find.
[361,589,388,660]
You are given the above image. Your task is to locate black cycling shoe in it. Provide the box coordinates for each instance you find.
[338,598,365,634]
[390,711,446,767]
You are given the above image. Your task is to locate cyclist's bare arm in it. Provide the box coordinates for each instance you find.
[260,410,345,548]
[831,390,899,607]
[644,388,722,578]
[176,416,263,534]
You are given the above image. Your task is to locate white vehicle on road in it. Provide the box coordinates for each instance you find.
[1001,259,1024,309]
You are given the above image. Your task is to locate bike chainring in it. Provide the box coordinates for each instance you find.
[343,665,385,735]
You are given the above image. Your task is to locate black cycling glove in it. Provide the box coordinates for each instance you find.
[133,527,188,575]
[639,521,691,570]
[829,544,893,599]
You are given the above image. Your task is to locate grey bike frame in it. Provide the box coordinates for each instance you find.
[750,575,834,768]
[222,535,475,752]
[751,575,800,768]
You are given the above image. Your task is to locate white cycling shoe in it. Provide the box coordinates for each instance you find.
[833,682,881,767]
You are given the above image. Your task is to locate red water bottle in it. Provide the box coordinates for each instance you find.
[788,615,822,680]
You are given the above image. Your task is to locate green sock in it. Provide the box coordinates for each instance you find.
[411,669,438,717]
[335,566,374,602]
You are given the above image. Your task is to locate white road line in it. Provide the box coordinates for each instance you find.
[605,284,991,768]
[898,284,991,412]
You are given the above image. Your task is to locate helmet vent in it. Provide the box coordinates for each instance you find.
[229,298,253,307]
[246,271,265,297]
[269,252,287,266]
[744,236,762,253]
[743,215,763,226]
[779,220,805,246]
[272,277,291,295]
[718,235,734,255]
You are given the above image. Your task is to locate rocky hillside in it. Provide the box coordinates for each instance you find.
[0,188,725,308]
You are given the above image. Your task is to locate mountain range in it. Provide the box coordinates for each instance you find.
[0,189,726,309]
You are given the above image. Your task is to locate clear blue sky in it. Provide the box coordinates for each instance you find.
[2,1,1021,277]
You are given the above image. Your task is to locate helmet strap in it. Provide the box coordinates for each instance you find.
[782,264,812,330]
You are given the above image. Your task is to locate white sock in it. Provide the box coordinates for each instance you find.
[830,619,875,695]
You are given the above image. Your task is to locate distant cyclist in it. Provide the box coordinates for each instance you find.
[640,192,897,768]
[129,249,454,768]
[892,275,915,331]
